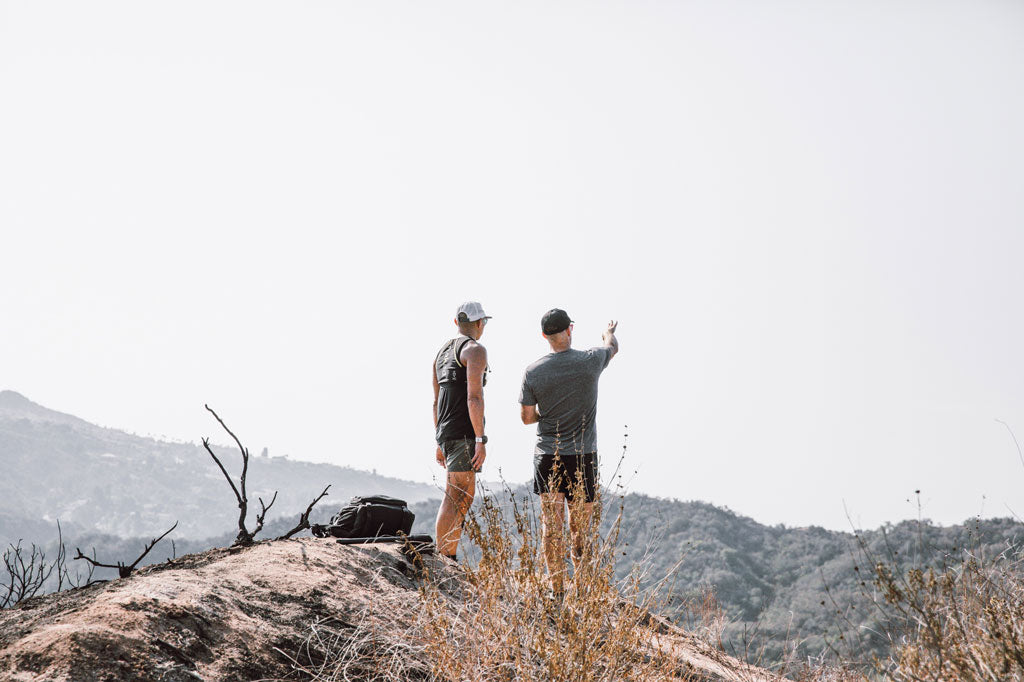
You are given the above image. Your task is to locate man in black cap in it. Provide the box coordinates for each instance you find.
[432,301,491,562]
[519,309,618,591]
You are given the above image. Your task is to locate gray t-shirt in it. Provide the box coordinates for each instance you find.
[518,347,613,456]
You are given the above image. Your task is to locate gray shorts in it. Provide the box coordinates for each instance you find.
[442,437,476,472]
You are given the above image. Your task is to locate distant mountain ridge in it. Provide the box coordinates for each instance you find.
[0,390,85,424]
[0,390,440,542]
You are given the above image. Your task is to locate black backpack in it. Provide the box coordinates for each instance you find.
[316,495,415,539]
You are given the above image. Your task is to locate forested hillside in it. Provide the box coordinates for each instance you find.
[594,494,1023,664]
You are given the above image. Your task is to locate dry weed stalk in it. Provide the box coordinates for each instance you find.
[676,584,728,650]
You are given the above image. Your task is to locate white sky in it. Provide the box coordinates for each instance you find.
[2,0,1023,531]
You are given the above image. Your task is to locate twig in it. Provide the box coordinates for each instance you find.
[2,540,55,607]
[996,419,1024,472]
[278,485,332,540]
[74,522,178,579]
[253,491,279,536]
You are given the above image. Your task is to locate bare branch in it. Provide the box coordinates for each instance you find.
[205,404,250,462]
[54,520,70,592]
[80,548,97,586]
[278,485,332,540]
[203,404,253,545]
[73,548,122,573]
[252,491,278,537]
[75,522,178,580]
[124,522,178,575]
[201,437,244,506]
[2,540,55,608]
[1,546,15,608]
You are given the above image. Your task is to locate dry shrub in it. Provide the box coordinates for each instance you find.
[675,584,727,650]
[417,485,693,682]
[287,483,696,681]
[874,548,1024,682]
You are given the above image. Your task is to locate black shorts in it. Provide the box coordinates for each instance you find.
[532,453,598,503]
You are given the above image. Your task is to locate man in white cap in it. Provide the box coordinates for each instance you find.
[432,301,491,561]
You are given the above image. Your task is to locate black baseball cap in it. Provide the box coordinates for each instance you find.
[541,308,573,335]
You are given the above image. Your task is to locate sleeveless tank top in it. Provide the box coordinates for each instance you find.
[434,336,486,443]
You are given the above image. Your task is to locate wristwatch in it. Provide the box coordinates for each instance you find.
[475,435,488,444]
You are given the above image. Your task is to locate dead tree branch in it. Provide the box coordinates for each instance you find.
[202,404,280,546]
[74,521,178,580]
[52,520,72,591]
[2,540,55,608]
[253,491,278,537]
[278,485,332,540]
[202,404,333,546]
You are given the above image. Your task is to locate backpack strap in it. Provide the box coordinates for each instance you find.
[454,335,473,368]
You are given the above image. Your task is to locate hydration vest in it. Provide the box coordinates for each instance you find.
[434,336,487,443]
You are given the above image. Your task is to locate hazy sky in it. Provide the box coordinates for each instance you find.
[2,1,1023,531]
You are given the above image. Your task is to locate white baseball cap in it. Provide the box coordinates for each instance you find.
[456,301,491,322]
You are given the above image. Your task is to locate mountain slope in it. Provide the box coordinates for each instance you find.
[0,391,440,540]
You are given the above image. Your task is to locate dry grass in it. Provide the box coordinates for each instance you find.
[419,486,692,681]
[287,482,698,681]
[872,548,1024,682]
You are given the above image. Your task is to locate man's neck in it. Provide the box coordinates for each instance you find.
[549,342,571,353]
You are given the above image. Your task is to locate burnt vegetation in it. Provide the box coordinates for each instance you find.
[201,404,331,546]
[73,521,178,580]
[2,404,332,609]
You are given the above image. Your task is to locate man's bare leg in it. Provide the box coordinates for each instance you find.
[540,492,568,593]
[435,471,475,558]
[567,501,596,564]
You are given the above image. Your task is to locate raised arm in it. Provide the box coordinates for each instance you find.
[462,342,488,470]
[603,320,619,359]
